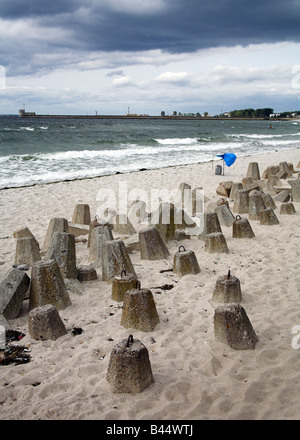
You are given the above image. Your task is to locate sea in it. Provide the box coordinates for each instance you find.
[0,115,299,189]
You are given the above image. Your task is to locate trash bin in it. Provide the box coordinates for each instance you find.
[215,165,222,175]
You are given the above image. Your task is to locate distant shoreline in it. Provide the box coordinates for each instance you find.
[18,113,283,121]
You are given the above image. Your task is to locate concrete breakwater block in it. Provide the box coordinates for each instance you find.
[205,232,229,254]
[262,193,276,210]
[121,283,159,332]
[113,214,136,236]
[214,303,258,350]
[42,217,69,251]
[259,208,279,225]
[198,212,222,241]
[216,181,232,198]
[28,304,67,340]
[246,162,261,181]
[72,203,91,225]
[242,177,260,192]
[77,265,98,282]
[88,225,114,265]
[173,246,200,277]
[112,271,137,302]
[102,239,137,284]
[107,335,154,393]
[278,161,293,179]
[150,202,176,242]
[87,217,113,247]
[29,259,71,311]
[13,226,36,240]
[288,179,300,202]
[14,237,41,267]
[280,202,296,215]
[229,182,243,200]
[262,165,279,179]
[233,189,249,214]
[68,222,89,238]
[212,271,242,303]
[215,201,235,227]
[45,232,77,279]
[87,216,101,247]
[139,225,170,260]
[232,215,255,239]
[0,268,30,320]
[248,190,266,220]
[273,190,290,203]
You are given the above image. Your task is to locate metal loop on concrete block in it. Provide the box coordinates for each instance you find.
[126,334,134,347]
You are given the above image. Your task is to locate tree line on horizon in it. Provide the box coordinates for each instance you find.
[160,108,300,118]
[228,108,274,118]
[227,108,300,118]
[161,107,300,118]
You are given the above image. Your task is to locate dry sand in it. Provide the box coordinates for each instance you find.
[0,148,300,420]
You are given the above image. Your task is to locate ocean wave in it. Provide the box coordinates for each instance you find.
[230,132,300,139]
[155,137,198,145]
[19,127,35,131]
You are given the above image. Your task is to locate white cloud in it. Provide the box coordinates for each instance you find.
[155,71,192,85]
[112,75,134,87]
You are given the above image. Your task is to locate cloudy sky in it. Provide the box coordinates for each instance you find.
[0,0,300,115]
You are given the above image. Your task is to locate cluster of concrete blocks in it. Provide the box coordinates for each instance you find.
[2,162,299,392]
[217,160,299,223]
[211,269,258,350]
[209,160,300,351]
[1,205,92,341]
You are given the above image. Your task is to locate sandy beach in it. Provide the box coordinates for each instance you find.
[0,147,300,420]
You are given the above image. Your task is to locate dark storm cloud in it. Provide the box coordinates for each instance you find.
[1,0,300,74]
[0,0,81,18]
[47,0,300,52]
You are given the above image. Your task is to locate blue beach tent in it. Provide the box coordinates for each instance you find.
[217,153,237,167]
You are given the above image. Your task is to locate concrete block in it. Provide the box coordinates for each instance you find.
[212,272,242,303]
[214,303,258,350]
[14,237,41,267]
[72,203,91,225]
[107,336,154,393]
[28,304,67,340]
[205,232,229,253]
[121,285,159,332]
[42,217,69,251]
[139,226,170,260]
[45,232,77,279]
[0,268,30,319]
[173,246,200,276]
[102,240,137,284]
[29,259,71,311]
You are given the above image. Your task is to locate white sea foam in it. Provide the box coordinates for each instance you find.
[19,127,34,131]
[155,137,198,145]
[1,118,299,189]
